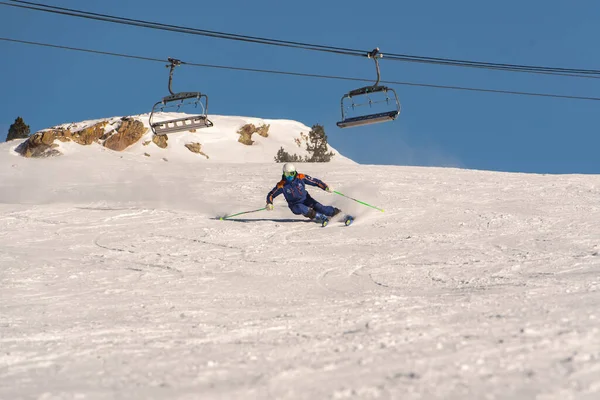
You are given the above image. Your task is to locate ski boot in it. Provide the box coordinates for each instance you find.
[314,212,329,227]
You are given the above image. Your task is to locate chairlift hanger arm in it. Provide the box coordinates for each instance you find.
[166,57,182,95]
[366,48,383,86]
[167,57,182,66]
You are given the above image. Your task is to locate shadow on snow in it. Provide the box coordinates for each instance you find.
[213,217,313,223]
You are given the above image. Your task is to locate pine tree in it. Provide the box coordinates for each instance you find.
[274,146,303,163]
[305,124,335,162]
[7,117,31,141]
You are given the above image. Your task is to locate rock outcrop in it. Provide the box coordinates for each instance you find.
[185,142,209,159]
[103,119,147,151]
[14,136,61,158]
[71,122,107,145]
[15,118,149,158]
[14,121,108,158]
[237,123,270,145]
[152,134,168,149]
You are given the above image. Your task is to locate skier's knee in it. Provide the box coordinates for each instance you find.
[289,206,304,216]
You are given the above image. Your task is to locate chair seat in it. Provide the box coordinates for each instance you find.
[151,116,213,135]
[336,110,399,128]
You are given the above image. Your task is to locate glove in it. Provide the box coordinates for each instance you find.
[325,186,333,193]
[266,203,274,211]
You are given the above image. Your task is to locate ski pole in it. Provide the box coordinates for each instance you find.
[219,207,267,220]
[333,191,385,212]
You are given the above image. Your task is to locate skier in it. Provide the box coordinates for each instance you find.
[266,163,341,225]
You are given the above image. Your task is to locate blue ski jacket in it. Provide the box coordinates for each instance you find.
[267,173,328,205]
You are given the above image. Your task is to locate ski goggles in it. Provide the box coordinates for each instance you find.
[283,171,296,178]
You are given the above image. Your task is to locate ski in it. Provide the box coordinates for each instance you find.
[314,215,353,227]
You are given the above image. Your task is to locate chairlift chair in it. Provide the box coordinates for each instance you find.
[149,58,213,135]
[336,48,401,129]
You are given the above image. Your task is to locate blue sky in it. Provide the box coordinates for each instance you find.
[1,0,599,174]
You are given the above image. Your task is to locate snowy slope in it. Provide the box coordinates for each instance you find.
[30,112,355,164]
[1,139,600,399]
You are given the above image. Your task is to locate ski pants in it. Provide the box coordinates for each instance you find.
[289,195,335,218]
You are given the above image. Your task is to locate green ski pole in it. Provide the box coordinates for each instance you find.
[219,207,267,220]
[333,191,385,212]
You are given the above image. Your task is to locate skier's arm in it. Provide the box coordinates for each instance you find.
[298,173,328,191]
[266,181,285,204]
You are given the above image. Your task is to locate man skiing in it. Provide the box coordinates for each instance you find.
[266,163,341,225]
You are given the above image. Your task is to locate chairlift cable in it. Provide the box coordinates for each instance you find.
[383,53,600,75]
[1,0,364,57]
[381,56,600,79]
[3,0,600,78]
[0,37,166,63]
[1,37,600,102]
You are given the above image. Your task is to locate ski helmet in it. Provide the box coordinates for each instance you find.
[282,163,297,181]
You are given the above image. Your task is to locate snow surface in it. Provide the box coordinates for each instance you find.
[1,126,600,399]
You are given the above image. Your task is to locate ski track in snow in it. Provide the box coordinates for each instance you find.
[1,155,600,399]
